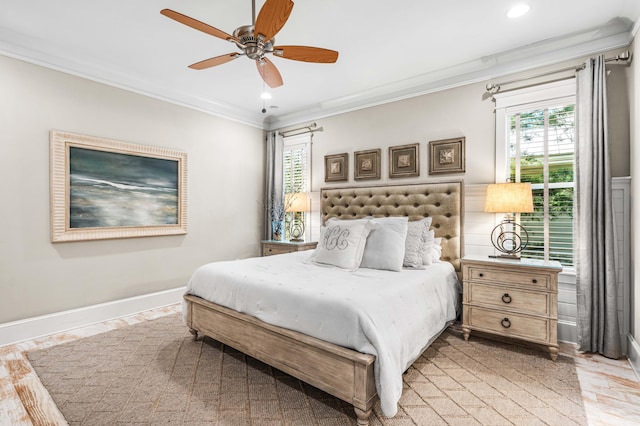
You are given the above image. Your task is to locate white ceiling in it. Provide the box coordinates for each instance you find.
[1,1,639,129]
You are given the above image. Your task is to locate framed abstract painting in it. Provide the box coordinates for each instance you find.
[50,130,188,242]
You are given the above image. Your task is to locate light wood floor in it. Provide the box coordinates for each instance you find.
[1,304,639,425]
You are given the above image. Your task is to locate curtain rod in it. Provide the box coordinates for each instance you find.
[279,122,323,137]
[485,50,632,95]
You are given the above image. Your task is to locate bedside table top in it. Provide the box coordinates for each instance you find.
[261,240,317,246]
[462,254,563,271]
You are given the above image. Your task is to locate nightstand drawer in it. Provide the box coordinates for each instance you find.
[467,283,549,315]
[263,245,291,256]
[261,241,318,256]
[468,266,549,289]
[467,306,550,343]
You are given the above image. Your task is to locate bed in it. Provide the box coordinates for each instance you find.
[184,181,463,425]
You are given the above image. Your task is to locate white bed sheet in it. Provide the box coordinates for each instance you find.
[184,251,460,417]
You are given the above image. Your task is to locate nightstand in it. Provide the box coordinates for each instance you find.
[261,240,318,256]
[461,255,562,360]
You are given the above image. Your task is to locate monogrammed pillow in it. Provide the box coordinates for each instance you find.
[312,219,375,271]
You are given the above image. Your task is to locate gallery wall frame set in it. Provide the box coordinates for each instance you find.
[50,130,188,242]
[324,137,465,182]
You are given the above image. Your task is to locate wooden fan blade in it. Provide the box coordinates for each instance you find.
[189,53,240,70]
[254,0,294,42]
[273,45,338,63]
[161,9,239,43]
[256,57,283,88]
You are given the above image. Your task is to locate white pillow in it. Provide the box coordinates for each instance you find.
[422,230,435,266]
[403,218,433,269]
[431,237,443,263]
[360,217,408,272]
[312,219,375,270]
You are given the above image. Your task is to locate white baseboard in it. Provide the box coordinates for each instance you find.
[628,334,640,381]
[558,321,631,358]
[0,287,185,347]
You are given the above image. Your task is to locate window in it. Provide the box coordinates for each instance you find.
[282,134,311,239]
[282,135,310,194]
[495,80,575,267]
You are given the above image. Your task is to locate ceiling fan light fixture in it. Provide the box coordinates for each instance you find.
[507,4,530,18]
[260,91,272,100]
[161,0,338,89]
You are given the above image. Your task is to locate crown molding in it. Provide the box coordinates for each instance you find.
[265,29,633,130]
[0,24,634,132]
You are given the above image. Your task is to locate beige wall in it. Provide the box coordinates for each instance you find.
[0,55,265,324]
[310,81,496,192]
[609,65,632,177]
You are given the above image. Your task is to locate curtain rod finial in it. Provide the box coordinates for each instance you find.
[485,83,500,93]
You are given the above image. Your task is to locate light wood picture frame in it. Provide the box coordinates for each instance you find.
[354,149,381,181]
[324,153,348,182]
[50,130,188,242]
[429,137,466,175]
[389,143,419,178]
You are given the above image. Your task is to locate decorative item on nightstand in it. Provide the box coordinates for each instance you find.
[285,192,310,242]
[484,181,534,259]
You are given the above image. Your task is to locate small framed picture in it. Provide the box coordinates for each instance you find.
[354,149,381,181]
[389,143,419,178]
[324,153,348,182]
[429,137,465,175]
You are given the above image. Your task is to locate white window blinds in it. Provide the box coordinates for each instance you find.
[282,134,311,194]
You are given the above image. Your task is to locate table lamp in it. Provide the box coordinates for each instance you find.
[484,182,534,259]
[285,192,310,242]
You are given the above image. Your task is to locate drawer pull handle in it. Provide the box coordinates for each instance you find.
[478,273,484,277]
[532,279,537,283]
[501,293,512,304]
[501,318,511,328]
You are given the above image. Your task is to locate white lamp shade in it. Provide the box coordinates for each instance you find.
[484,182,534,213]
[285,193,310,213]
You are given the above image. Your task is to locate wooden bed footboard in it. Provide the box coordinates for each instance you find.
[184,294,377,425]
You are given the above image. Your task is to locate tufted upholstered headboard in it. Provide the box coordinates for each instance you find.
[320,181,464,275]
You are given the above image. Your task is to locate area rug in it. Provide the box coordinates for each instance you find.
[24,313,587,425]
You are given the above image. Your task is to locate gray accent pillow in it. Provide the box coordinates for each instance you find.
[360,217,409,272]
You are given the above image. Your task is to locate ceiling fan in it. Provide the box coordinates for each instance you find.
[161,0,339,88]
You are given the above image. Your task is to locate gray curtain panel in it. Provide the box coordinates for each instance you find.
[264,131,283,240]
[575,55,621,359]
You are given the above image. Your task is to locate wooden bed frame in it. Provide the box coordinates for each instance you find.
[185,181,463,425]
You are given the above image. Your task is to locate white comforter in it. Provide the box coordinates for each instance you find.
[184,251,460,417]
